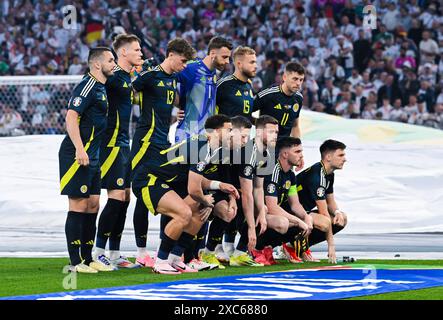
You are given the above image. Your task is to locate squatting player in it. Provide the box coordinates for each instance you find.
[296,139,348,264]
[215,46,257,256]
[261,137,315,263]
[130,38,195,267]
[131,114,239,274]
[225,115,287,266]
[200,116,264,268]
[167,115,247,271]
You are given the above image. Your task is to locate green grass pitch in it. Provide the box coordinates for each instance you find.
[1,258,442,299]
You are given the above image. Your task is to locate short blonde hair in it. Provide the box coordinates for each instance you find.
[233,46,256,62]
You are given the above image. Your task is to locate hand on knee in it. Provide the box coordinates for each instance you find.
[333,218,346,228]
[275,219,289,234]
[341,213,348,227]
[177,207,192,227]
[333,212,347,228]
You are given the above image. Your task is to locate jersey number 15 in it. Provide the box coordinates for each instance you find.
[243,100,250,114]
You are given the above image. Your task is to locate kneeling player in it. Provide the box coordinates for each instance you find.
[132,115,238,274]
[170,115,249,271]
[201,116,265,268]
[260,137,315,263]
[296,139,348,264]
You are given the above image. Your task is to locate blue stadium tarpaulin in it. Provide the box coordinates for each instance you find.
[4,268,443,300]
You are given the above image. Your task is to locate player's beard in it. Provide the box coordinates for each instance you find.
[289,158,300,168]
[334,162,345,170]
[102,68,114,78]
[242,69,256,79]
[265,139,276,149]
[213,57,227,71]
[288,86,300,95]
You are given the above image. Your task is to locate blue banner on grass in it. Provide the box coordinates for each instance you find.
[3,268,443,300]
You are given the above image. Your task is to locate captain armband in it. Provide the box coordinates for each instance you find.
[288,185,298,196]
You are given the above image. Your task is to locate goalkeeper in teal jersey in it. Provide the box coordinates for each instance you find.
[175,36,233,142]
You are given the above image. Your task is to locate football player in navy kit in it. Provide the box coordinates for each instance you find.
[94,34,143,270]
[296,139,348,264]
[59,47,116,273]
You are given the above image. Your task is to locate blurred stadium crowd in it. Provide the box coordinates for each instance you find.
[1,0,443,136]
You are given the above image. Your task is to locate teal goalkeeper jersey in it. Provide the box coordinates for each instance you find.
[175,59,217,142]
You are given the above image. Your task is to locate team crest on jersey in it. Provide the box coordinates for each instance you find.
[244,166,253,177]
[196,161,206,172]
[285,180,291,189]
[80,185,88,194]
[161,183,169,189]
[72,97,82,107]
[267,184,276,194]
[317,187,325,197]
[116,178,124,186]
[244,90,249,96]
[213,75,217,83]
[293,103,300,112]
[258,160,265,168]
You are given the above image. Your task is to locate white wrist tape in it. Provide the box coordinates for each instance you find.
[209,180,221,190]
[334,209,342,216]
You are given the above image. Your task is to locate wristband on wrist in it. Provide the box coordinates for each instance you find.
[209,180,221,190]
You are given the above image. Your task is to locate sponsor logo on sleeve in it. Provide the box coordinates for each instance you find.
[196,161,206,172]
[317,187,325,197]
[72,97,82,107]
[244,166,253,177]
[267,183,276,194]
